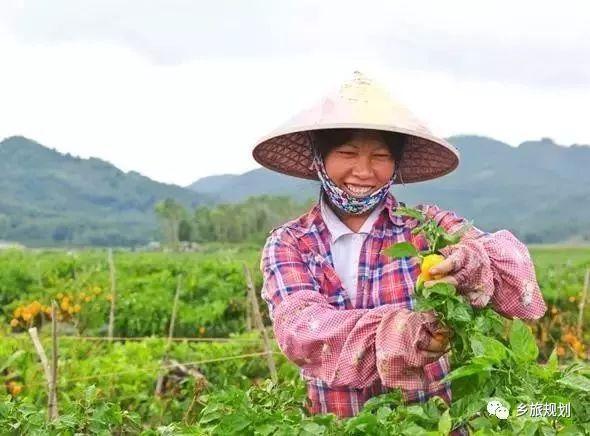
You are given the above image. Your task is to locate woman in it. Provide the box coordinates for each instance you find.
[252,72,547,418]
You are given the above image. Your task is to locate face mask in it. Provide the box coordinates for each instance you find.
[311,145,395,215]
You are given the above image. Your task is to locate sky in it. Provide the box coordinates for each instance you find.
[1,1,589,186]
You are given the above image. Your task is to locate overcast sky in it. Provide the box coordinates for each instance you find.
[1,1,589,186]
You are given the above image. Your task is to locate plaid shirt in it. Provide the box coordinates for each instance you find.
[260,193,546,418]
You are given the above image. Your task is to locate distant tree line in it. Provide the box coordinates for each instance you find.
[154,195,315,247]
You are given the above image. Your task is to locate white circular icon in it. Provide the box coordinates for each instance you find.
[487,400,509,420]
[495,406,509,420]
[486,400,502,415]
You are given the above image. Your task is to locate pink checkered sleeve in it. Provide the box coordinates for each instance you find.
[261,228,445,390]
[419,204,547,320]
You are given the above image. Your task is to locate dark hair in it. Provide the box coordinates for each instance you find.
[311,128,405,166]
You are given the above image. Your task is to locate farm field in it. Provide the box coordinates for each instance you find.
[0,245,589,435]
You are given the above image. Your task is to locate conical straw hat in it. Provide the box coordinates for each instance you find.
[252,72,460,183]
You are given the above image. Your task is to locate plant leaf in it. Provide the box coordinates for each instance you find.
[509,320,538,363]
[438,409,452,435]
[557,373,590,392]
[383,242,419,259]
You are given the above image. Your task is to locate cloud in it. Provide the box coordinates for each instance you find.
[1,1,589,185]
[2,0,589,86]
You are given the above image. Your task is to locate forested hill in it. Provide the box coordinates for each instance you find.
[1,134,589,246]
[0,136,208,246]
[189,135,590,244]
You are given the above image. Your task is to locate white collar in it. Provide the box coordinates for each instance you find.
[320,195,385,244]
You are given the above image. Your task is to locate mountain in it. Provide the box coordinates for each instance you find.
[189,168,319,203]
[0,136,208,246]
[188,135,590,243]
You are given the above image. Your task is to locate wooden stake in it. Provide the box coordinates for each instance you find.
[243,265,277,383]
[29,308,59,420]
[28,326,52,407]
[577,268,590,338]
[245,287,252,331]
[50,300,59,420]
[167,275,182,352]
[107,248,117,340]
[156,275,182,396]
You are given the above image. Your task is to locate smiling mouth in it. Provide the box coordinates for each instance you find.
[343,183,375,197]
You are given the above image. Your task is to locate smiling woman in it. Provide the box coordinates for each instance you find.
[251,72,546,423]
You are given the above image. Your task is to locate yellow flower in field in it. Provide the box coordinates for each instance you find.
[73,304,81,313]
[106,294,113,302]
[67,306,74,315]
[22,312,32,322]
[568,296,576,303]
[417,254,446,286]
[85,296,92,302]
[79,292,86,299]
[13,307,22,318]
[7,381,22,396]
[10,319,19,328]
[61,301,70,311]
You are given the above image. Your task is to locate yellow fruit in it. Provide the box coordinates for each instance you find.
[417,254,446,286]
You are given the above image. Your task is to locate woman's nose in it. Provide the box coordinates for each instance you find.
[351,155,373,178]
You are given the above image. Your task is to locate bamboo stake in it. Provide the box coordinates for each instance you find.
[243,265,277,383]
[245,287,252,331]
[28,327,52,407]
[50,300,59,420]
[577,268,590,338]
[156,275,182,396]
[107,248,117,340]
[29,308,59,420]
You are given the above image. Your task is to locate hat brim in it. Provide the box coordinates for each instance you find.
[252,124,460,184]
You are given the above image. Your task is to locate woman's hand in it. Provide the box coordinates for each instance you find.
[415,311,452,356]
[422,255,459,288]
[421,242,494,309]
[422,326,451,353]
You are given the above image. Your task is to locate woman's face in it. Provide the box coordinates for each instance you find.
[324,131,395,198]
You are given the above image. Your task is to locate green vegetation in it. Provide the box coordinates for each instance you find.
[0,243,588,434]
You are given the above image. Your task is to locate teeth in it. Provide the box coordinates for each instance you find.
[345,184,373,196]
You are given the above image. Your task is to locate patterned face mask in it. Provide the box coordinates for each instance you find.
[311,145,396,215]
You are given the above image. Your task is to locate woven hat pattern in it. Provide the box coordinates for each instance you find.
[252,72,459,183]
